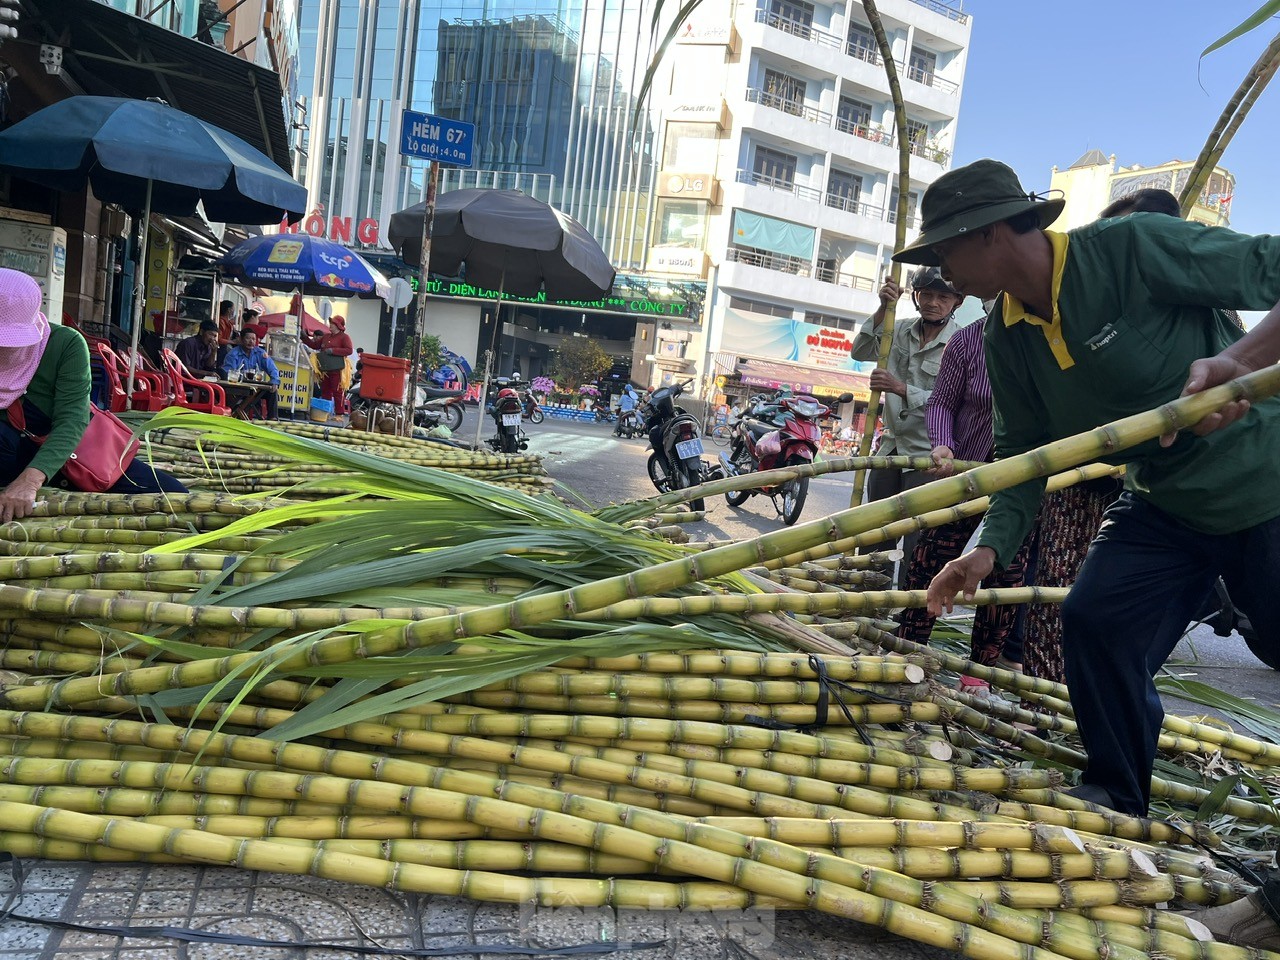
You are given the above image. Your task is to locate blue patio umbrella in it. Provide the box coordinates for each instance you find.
[217,234,391,299]
[0,95,308,396]
[218,234,391,415]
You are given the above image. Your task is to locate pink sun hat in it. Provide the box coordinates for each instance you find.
[0,269,46,347]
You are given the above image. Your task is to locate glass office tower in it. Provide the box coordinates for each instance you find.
[298,0,659,267]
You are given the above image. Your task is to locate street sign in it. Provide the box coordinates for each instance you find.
[400,110,476,167]
[385,277,414,309]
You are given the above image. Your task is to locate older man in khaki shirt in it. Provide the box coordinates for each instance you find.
[851,266,963,586]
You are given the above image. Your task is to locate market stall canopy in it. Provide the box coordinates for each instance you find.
[257,310,330,338]
[730,355,871,401]
[24,0,293,170]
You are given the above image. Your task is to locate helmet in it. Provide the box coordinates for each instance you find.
[497,388,519,400]
[910,266,960,297]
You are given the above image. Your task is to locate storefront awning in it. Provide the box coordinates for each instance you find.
[27,0,292,170]
[717,353,870,402]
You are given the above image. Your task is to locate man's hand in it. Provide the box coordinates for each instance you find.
[926,547,996,616]
[1159,355,1255,447]
[878,279,903,306]
[927,444,956,476]
[869,368,907,398]
[0,469,45,524]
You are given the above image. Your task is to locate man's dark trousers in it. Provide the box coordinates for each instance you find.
[1062,492,1280,815]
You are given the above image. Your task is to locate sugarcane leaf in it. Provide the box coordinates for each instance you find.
[1203,2,1280,57]
[1195,773,1242,820]
[1155,674,1280,743]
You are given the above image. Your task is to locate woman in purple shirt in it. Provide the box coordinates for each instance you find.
[898,316,1029,689]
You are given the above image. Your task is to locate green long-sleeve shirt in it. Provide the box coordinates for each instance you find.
[852,314,958,458]
[979,213,1280,566]
[1,324,91,480]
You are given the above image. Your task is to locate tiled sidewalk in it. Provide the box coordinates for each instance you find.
[0,861,958,959]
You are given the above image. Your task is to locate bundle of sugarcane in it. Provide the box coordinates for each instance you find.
[134,412,550,498]
[1,371,1278,957]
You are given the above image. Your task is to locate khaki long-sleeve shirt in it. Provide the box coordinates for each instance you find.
[852,313,959,458]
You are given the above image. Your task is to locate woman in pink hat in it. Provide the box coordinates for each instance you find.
[0,269,185,522]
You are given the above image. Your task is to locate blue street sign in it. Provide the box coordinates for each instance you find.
[399,110,476,167]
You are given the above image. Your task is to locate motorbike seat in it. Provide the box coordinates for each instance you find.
[744,419,777,439]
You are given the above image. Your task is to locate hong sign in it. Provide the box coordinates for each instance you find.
[400,110,476,167]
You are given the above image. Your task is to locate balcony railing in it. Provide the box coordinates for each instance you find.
[814,264,876,290]
[845,40,882,65]
[887,206,922,229]
[834,114,896,147]
[745,87,832,125]
[909,0,970,24]
[907,139,952,165]
[905,64,960,95]
[726,245,811,277]
[737,168,824,203]
[825,193,883,219]
[754,9,843,49]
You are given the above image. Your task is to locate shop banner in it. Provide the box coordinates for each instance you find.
[731,210,815,261]
[277,360,313,412]
[722,309,874,372]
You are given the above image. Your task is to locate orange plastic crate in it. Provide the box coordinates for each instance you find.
[359,353,411,405]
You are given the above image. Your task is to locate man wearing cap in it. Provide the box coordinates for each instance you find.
[851,265,965,587]
[905,159,1280,823]
[175,320,220,379]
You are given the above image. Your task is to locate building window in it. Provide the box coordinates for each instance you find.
[656,198,707,247]
[662,122,718,169]
[753,145,797,189]
[888,189,921,226]
[908,47,937,85]
[805,311,860,331]
[763,68,806,114]
[729,296,793,318]
[827,170,863,213]
[836,96,872,135]
[847,22,877,63]
[906,118,929,147]
[769,0,814,31]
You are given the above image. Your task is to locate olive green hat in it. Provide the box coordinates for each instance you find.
[892,159,1065,266]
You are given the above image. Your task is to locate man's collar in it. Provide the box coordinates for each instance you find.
[1001,231,1075,370]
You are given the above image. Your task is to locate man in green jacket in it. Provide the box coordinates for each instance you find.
[897,160,1280,821]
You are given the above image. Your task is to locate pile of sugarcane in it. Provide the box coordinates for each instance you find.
[2,374,1279,959]
[136,413,550,497]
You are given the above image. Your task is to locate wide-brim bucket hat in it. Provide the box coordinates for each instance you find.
[0,268,47,347]
[893,159,1065,266]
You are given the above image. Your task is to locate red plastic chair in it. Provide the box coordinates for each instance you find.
[95,343,172,411]
[161,348,230,416]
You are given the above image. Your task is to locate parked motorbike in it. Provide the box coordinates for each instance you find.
[522,391,544,424]
[643,378,717,511]
[614,407,643,439]
[346,382,465,432]
[485,387,527,454]
[720,392,854,526]
[1196,578,1277,670]
[594,404,617,424]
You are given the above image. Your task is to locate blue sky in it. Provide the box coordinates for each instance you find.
[953,1,1279,239]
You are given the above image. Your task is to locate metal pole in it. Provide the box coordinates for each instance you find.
[471,273,505,450]
[125,179,154,402]
[403,161,440,432]
[389,304,400,352]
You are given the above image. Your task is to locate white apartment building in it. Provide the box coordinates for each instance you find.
[647,0,971,399]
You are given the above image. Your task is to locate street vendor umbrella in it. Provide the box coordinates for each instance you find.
[387,188,615,301]
[387,189,616,444]
[219,235,390,415]
[218,234,391,300]
[0,95,308,397]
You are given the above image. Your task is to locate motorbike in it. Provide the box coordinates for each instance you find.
[485,387,527,454]
[643,378,718,511]
[1196,579,1277,670]
[720,392,854,526]
[615,406,643,439]
[346,382,465,432]
[522,391,544,424]
[593,404,617,424]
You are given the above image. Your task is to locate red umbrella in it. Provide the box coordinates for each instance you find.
[257,310,329,337]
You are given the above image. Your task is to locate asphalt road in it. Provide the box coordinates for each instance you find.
[525,417,1280,721]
